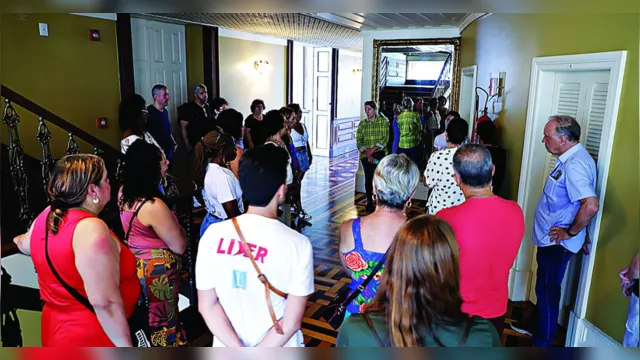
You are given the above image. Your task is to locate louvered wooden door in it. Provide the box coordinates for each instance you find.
[530,70,610,321]
[542,70,609,182]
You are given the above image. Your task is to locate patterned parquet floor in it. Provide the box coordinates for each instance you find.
[189,151,566,347]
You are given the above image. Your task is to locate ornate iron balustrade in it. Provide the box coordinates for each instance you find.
[65,132,80,155]
[2,99,34,228]
[2,86,197,308]
[35,117,54,199]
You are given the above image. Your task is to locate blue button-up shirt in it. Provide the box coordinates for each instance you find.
[532,143,597,253]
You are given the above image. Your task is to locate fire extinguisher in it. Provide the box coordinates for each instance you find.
[472,87,497,143]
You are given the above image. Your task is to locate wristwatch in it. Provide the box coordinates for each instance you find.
[567,229,578,237]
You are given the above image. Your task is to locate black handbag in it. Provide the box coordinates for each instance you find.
[321,250,388,330]
[44,205,152,347]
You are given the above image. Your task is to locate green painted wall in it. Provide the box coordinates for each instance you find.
[461,13,639,342]
[1,15,207,347]
[1,13,122,158]
[186,24,204,102]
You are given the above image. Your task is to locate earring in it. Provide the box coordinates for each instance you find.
[372,194,378,203]
[406,201,412,209]
[92,197,99,204]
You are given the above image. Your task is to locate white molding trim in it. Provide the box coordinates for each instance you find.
[460,65,478,136]
[70,13,117,21]
[458,13,490,32]
[219,27,287,46]
[339,49,363,58]
[508,266,533,302]
[361,27,461,40]
[513,51,627,311]
[567,312,621,347]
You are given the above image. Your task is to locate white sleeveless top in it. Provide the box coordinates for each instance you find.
[291,124,309,148]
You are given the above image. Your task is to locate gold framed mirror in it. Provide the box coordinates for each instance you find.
[371,37,461,119]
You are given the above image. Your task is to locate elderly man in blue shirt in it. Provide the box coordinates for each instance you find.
[514,115,599,347]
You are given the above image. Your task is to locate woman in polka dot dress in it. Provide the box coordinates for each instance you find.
[424,117,469,215]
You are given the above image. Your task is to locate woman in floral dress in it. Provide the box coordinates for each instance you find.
[338,154,420,318]
[119,139,188,346]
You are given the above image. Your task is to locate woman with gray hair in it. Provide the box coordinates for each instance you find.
[338,154,420,319]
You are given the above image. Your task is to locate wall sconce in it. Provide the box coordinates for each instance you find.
[254,59,270,74]
[352,68,362,73]
[488,71,506,113]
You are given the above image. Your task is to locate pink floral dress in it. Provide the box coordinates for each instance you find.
[341,218,386,315]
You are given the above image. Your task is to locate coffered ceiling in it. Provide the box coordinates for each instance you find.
[309,13,469,32]
[149,13,480,51]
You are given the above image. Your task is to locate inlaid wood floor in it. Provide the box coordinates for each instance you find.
[189,151,565,347]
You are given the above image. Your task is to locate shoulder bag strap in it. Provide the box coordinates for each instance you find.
[44,212,96,314]
[341,250,389,308]
[123,199,149,244]
[458,316,473,346]
[364,312,386,347]
[231,217,286,335]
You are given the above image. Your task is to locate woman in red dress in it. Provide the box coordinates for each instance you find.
[14,154,140,347]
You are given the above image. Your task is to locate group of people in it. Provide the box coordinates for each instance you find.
[10,83,318,347]
[118,83,314,231]
[9,82,630,347]
[341,135,522,346]
[345,108,605,347]
[357,98,506,214]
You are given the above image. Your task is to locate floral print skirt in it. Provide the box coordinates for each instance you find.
[132,247,187,347]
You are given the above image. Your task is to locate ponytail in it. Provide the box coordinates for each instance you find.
[48,199,73,235]
[192,129,225,187]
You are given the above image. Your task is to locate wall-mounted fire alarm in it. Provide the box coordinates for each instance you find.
[96,117,107,129]
[89,29,100,41]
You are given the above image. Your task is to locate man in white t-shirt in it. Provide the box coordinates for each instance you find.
[196,145,315,347]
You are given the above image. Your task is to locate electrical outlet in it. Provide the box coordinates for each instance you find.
[39,23,48,36]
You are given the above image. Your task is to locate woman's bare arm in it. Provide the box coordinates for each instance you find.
[14,219,36,256]
[139,198,187,255]
[74,218,132,347]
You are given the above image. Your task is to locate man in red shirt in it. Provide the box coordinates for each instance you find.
[436,144,525,338]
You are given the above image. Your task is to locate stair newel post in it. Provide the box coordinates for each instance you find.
[35,116,54,200]
[65,132,80,155]
[2,98,34,228]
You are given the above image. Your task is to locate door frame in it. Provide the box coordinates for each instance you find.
[459,65,478,138]
[512,51,626,344]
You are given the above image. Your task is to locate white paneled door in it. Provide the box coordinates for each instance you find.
[312,47,333,157]
[131,18,187,133]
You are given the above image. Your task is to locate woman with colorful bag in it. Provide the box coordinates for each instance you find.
[119,139,188,347]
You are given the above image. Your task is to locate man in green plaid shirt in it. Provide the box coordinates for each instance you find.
[396,98,423,168]
[357,101,389,212]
